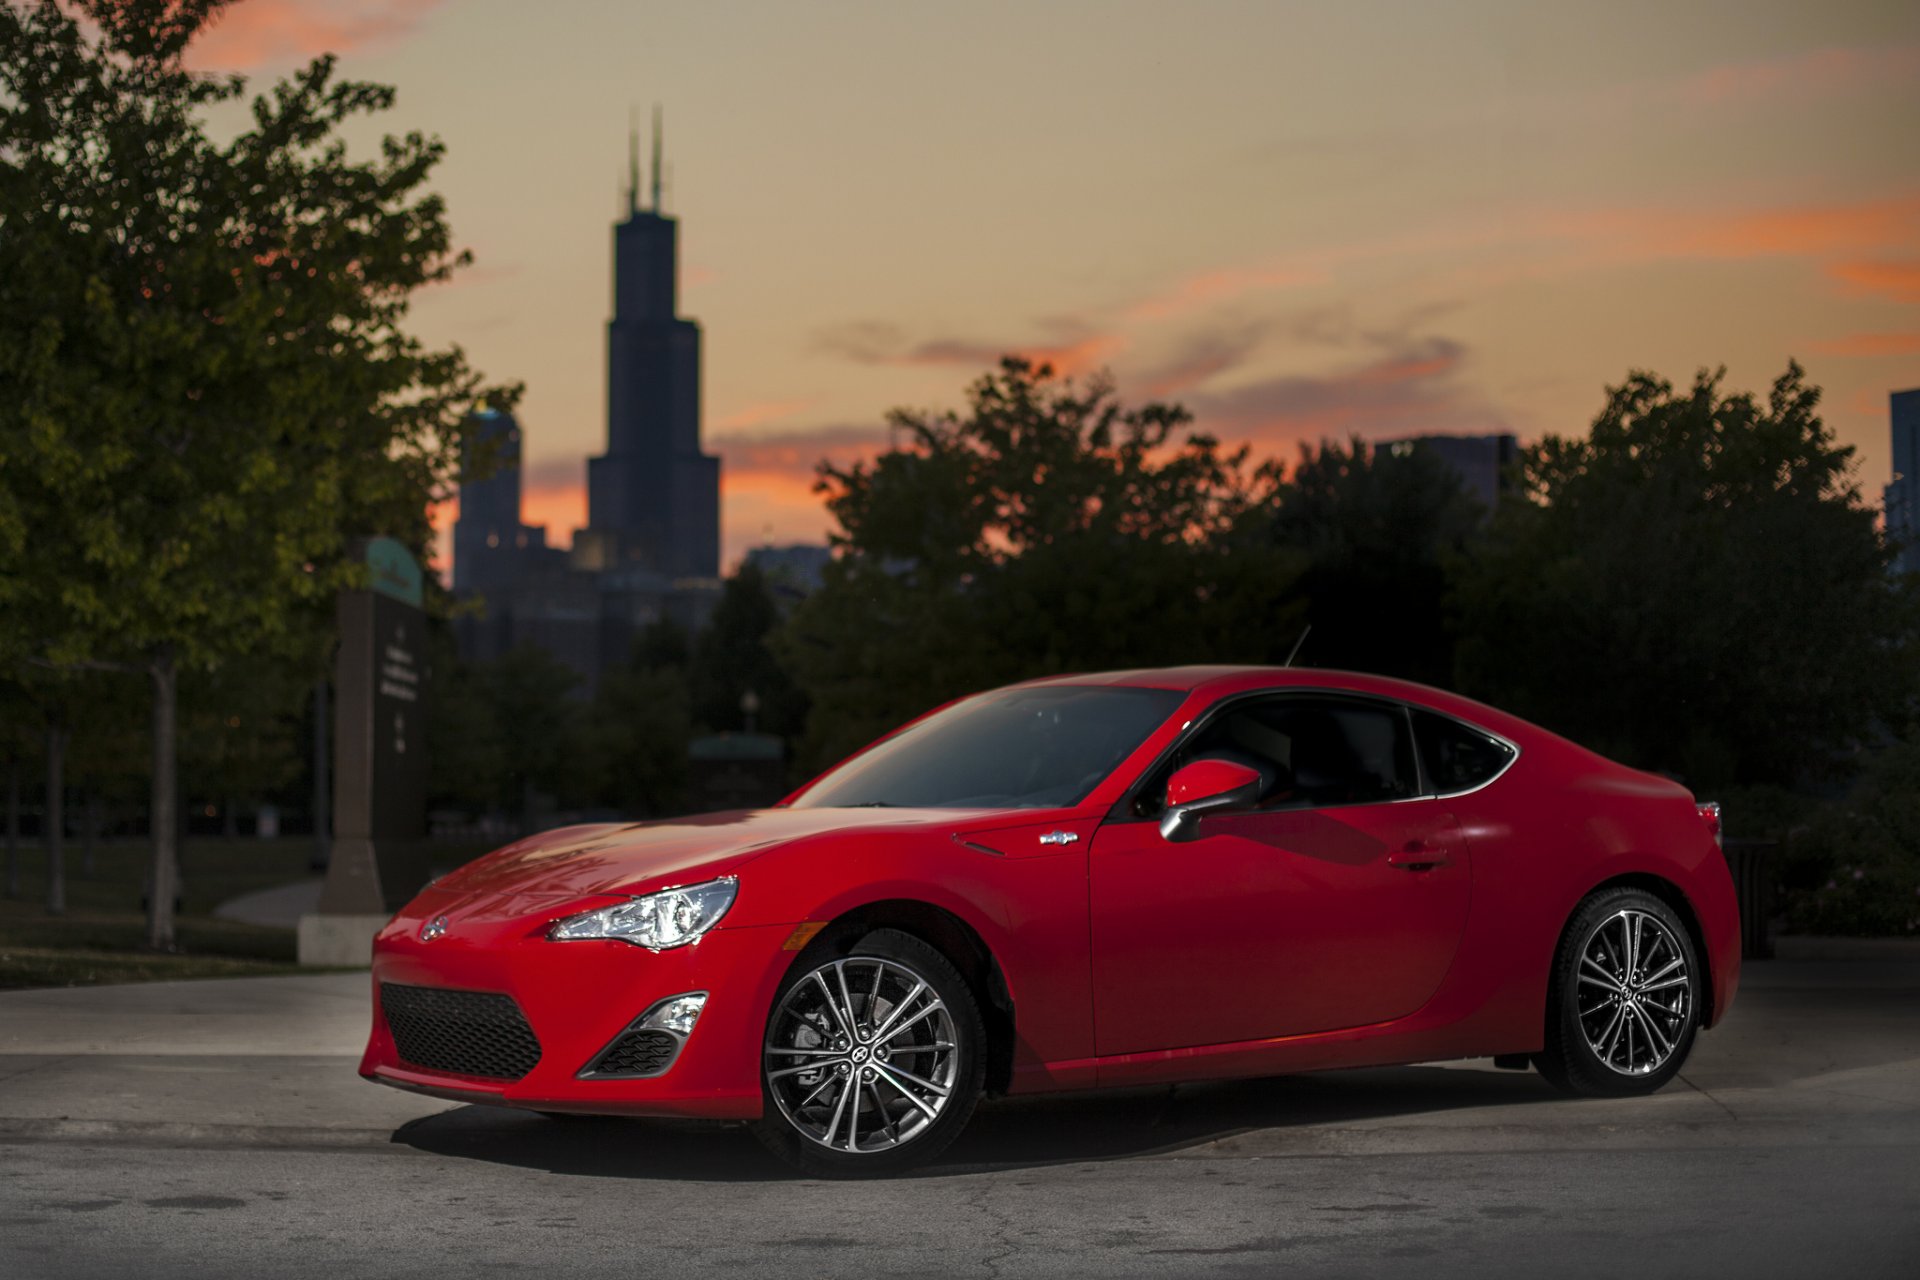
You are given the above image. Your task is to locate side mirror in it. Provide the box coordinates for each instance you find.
[1158,757,1269,842]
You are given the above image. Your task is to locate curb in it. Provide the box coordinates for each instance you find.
[0,1116,402,1151]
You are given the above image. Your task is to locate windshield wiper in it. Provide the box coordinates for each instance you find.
[844,801,896,808]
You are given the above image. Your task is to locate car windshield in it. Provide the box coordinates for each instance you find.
[791,685,1185,810]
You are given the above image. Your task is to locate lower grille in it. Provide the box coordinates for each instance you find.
[380,983,542,1081]
[584,1029,679,1078]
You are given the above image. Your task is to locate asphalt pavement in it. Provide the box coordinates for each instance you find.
[2,941,1916,1278]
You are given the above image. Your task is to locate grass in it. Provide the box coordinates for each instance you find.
[1,835,328,990]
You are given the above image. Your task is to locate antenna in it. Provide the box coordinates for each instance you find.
[1283,623,1312,668]
[627,106,640,216]
[649,103,663,213]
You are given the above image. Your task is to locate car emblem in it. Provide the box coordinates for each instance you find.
[419,915,449,942]
[1038,830,1079,846]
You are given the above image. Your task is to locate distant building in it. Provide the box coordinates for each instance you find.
[1379,433,1519,512]
[582,106,721,581]
[745,543,832,602]
[452,114,721,690]
[1888,389,1919,577]
[452,409,560,599]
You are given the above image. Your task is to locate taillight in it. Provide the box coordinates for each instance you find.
[1697,801,1722,844]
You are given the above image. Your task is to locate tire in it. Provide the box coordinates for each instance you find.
[751,928,986,1178]
[1535,886,1702,1096]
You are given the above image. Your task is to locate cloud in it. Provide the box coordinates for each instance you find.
[714,397,821,432]
[1135,322,1277,400]
[191,0,446,70]
[1120,264,1324,323]
[1548,193,1920,264]
[1826,259,1920,304]
[1667,44,1920,108]
[1186,334,1506,453]
[713,423,889,484]
[1805,332,1920,358]
[814,322,1124,378]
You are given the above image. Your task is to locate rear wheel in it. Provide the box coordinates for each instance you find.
[1535,887,1701,1096]
[751,928,984,1178]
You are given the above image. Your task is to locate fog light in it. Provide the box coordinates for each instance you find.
[641,992,707,1036]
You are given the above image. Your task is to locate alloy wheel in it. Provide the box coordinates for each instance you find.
[1575,907,1693,1076]
[763,955,961,1154]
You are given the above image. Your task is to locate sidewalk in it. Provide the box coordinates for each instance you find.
[0,971,454,1144]
[0,956,1914,1157]
[212,878,324,929]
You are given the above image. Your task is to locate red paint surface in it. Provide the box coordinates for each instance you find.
[361,666,1742,1118]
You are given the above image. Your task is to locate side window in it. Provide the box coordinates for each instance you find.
[1413,710,1516,794]
[1138,695,1419,814]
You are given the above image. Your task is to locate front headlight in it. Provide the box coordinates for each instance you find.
[547,878,738,950]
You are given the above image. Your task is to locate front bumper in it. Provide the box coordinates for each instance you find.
[359,907,795,1120]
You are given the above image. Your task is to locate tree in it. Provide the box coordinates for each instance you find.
[178,654,307,837]
[1452,364,1917,789]
[689,564,806,739]
[0,1,517,945]
[1247,437,1485,686]
[780,358,1304,768]
[426,646,583,823]
[583,649,692,818]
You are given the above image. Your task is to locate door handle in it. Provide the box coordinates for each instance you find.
[1387,839,1450,870]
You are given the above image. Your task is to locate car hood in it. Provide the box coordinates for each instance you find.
[426,805,1024,907]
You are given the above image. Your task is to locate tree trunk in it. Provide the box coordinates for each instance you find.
[311,678,330,872]
[45,723,67,916]
[4,760,18,899]
[147,648,179,950]
[83,789,98,879]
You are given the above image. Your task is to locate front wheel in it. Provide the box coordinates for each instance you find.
[751,929,985,1178]
[1535,887,1702,1096]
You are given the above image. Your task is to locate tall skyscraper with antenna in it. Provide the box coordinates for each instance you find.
[581,106,721,579]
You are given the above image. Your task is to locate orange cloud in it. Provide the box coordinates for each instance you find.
[1672,44,1920,107]
[192,0,446,70]
[1827,260,1920,304]
[1805,332,1920,358]
[714,397,821,432]
[1552,193,1920,263]
[715,423,887,483]
[815,323,1125,379]
[1122,264,1323,322]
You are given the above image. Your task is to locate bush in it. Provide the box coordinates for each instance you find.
[1777,742,1920,936]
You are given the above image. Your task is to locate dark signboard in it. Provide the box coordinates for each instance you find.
[318,539,430,914]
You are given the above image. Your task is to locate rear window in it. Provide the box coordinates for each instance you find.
[1413,710,1516,793]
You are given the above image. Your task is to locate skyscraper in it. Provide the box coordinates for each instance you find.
[450,116,721,693]
[452,408,553,598]
[581,108,721,579]
[1888,388,1919,577]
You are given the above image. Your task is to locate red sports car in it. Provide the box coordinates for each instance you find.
[361,666,1739,1176]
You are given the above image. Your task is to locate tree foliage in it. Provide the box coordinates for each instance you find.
[688,564,806,739]
[0,0,517,940]
[780,359,1304,768]
[1247,437,1485,686]
[1452,363,1916,788]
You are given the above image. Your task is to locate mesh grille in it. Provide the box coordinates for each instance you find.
[588,1029,680,1078]
[380,983,542,1081]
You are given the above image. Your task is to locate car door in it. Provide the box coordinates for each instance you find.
[1089,693,1473,1057]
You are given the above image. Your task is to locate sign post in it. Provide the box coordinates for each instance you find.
[298,537,430,966]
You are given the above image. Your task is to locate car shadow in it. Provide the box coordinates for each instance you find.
[390,1061,1562,1182]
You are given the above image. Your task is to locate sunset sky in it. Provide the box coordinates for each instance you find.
[186,0,1920,574]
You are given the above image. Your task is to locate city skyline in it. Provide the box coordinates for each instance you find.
[185,0,1920,572]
